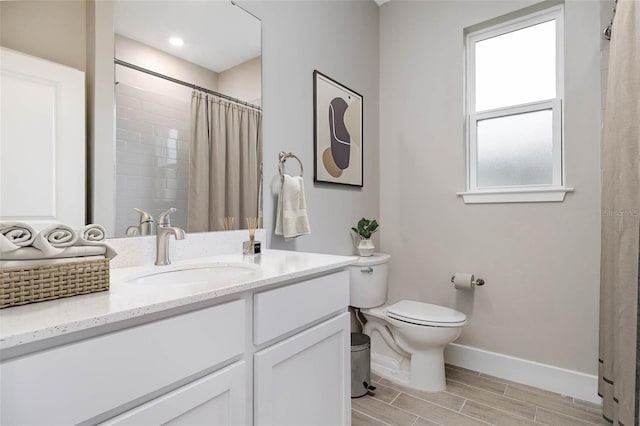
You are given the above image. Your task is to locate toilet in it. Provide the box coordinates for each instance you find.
[349,253,466,392]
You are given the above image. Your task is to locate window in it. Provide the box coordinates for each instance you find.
[459,5,572,203]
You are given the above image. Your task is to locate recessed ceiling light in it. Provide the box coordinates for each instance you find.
[169,37,184,47]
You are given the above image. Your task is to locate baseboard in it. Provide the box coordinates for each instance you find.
[444,343,600,404]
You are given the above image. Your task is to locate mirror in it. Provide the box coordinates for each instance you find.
[112,1,262,238]
[0,0,262,238]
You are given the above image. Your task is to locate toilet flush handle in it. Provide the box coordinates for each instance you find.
[361,267,373,273]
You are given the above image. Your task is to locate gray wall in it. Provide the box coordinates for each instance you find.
[379,0,602,375]
[243,1,381,255]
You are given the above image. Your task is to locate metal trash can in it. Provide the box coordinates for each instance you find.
[351,333,376,398]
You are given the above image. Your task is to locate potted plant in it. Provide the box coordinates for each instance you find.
[351,217,379,257]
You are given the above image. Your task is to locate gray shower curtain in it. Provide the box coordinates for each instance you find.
[188,92,262,232]
[599,1,640,425]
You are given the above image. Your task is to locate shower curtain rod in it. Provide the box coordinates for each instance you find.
[114,58,262,111]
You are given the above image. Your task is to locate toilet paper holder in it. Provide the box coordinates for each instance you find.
[450,275,485,286]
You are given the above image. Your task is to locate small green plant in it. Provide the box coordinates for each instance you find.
[351,217,379,240]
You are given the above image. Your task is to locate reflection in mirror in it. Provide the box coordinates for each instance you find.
[113,1,262,238]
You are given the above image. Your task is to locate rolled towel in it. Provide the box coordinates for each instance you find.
[32,223,78,257]
[75,224,117,259]
[0,245,106,261]
[78,224,106,243]
[0,222,37,254]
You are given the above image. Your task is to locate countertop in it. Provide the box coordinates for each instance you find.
[0,250,355,352]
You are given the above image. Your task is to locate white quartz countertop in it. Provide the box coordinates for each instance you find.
[0,250,356,351]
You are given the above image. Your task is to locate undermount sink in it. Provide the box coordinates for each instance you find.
[125,262,261,287]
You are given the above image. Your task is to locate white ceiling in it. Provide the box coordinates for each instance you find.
[113,1,261,73]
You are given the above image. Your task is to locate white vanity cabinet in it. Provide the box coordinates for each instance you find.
[0,265,352,426]
[253,271,351,426]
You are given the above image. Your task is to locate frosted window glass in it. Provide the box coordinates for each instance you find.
[475,20,556,112]
[476,110,553,187]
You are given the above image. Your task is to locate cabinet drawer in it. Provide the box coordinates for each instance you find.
[102,361,246,426]
[253,271,348,345]
[0,299,245,426]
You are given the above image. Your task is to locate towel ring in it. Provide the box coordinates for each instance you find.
[278,151,304,178]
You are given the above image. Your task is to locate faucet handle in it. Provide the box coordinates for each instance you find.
[158,208,177,226]
[133,208,154,224]
[132,208,156,236]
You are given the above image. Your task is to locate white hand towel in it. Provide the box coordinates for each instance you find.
[32,223,78,257]
[275,174,311,240]
[75,224,118,259]
[0,245,106,261]
[0,222,37,253]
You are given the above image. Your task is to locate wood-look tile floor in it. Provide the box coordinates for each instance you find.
[351,365,607,426]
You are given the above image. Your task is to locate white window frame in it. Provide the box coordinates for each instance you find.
[458,4,573,204]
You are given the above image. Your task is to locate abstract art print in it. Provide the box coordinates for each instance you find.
[313,70,363,187]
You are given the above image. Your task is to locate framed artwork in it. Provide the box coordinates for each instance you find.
[313,70,363,187]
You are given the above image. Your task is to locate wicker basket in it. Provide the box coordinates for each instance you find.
[0,258,110,309]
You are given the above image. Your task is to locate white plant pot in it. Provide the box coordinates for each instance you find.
[357,238,375,257]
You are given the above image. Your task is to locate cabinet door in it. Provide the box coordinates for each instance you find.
[254,312,351,426]
[102,361,246,426]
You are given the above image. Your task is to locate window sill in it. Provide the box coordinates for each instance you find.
[456,187,574,204]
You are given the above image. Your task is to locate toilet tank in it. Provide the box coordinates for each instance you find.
[348,253,391,308]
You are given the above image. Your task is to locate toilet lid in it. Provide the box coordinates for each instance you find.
[386,300,467,327]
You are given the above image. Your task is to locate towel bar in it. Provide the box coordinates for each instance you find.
[278,151,304,178]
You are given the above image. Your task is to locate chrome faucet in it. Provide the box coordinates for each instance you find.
[155,208,186,266]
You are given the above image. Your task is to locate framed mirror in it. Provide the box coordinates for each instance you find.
[111,1,262,238]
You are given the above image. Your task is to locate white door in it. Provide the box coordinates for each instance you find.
[102,361,247,426]
[0,47,85,227]
[254,312,351,426]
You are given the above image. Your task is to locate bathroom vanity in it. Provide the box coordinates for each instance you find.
[0,250,354,425]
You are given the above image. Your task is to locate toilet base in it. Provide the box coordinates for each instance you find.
[369,350,447,393]
[366,326,450,393]
[408,349,446,392]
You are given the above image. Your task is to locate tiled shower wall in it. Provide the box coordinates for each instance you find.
[115,83,190,236]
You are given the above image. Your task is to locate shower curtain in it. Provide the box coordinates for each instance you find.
[188,92,263,232]
[599,1,640,425]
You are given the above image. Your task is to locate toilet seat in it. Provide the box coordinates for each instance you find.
[386,300,467,327]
